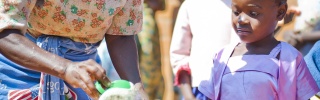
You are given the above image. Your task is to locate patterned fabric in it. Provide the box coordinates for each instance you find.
[0,0,143,43]
[8,89,32,100]
[0,33,41,100]
[35,34,101,100]
[136,4,164,99]
[0,32,101,100]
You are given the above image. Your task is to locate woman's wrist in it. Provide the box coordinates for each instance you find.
[53,59,72,80]
[133,82,149,99]
[133,82,144,90]
[179,70,192,85]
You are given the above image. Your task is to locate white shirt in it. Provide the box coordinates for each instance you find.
[170,0,239,87]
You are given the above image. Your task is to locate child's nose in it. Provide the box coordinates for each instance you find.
[238,15,249,24]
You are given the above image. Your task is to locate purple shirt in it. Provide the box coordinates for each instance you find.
[199,42,319,100]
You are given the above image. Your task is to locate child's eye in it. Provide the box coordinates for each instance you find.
[250,11,259,16]
[233,11,240,16]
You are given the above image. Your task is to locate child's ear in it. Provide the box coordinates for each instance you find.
[277,2,288,20]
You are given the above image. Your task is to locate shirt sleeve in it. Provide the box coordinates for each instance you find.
[169,1,192,77]
[0,0,36,34]
[106,0,143,35]
[173,63,191,86]
[198,53,219,100]
[296,55,320,100]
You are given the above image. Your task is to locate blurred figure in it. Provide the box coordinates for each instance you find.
[136,0,165,99]
[275,0,320,98]
[170,0,238,99]
[294,0,320,99]
[304,40,320,99]
[282,0,320,56]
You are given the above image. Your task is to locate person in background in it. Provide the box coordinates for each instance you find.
[280,0,320,98]
[169,0,238,99]
[282,0,320,56]
[0,0,147,99]
[135,0,165,99]
[199,0,319,99]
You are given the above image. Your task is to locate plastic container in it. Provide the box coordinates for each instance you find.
[96,80,135,100]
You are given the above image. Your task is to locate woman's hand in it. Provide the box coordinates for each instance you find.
[61,59,110,99]
[133,82,149,100]
[179,71,196,100]
[283,31,303,47]
[0,30,109,99]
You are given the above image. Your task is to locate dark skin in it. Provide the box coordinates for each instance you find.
[231,0,287,56]
[144,0,165,12]
[105,34,141,84]
[178,70,195,100]
[0,29,141,99]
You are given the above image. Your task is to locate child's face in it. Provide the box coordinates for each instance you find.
[232,0,286,43]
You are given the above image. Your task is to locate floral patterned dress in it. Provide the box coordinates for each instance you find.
[0,0,142,99]
[0,0,142,43]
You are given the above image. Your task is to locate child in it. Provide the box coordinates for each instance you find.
[198,0,320,99]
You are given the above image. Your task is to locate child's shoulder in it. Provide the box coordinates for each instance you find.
[280,41,303,59]
[214,42,303,60]
[214,42,239,59]
[279,42,307,68]
[280,42,299,53]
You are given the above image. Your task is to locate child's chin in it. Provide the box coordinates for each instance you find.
[239,38,250,43]
[239,39,255,44]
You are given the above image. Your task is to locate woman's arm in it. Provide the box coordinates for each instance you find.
[105,34,149,99]
[179,71,196,100]
[300,31,320,42]
[105,34,141,84]
[145,0,165,11]
[0,29,108,99]
[0,29,68,81]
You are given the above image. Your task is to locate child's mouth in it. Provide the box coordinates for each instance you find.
[237,28,251,35]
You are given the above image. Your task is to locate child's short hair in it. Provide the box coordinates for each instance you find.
[275,0,287,6]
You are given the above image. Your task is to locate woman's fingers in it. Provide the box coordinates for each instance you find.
[84,59,110,87]
[77,69,100,99]
[64,60,109,99]
[287,6,301,16]
[84,59,107,80]
[98,76,111,89]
